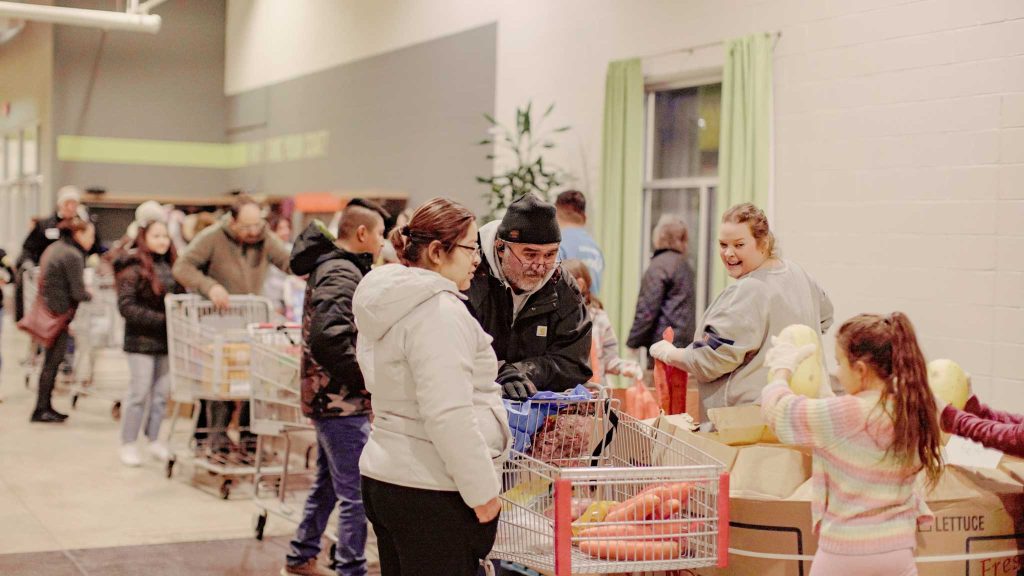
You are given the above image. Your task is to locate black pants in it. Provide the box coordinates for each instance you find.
[197,400,255,452]
[35,329,69,414]
[362,476,498,576]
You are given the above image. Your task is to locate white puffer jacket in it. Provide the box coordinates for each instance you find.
[353,264,511,508]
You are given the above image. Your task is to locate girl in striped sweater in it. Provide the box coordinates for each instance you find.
[761,312,943,576]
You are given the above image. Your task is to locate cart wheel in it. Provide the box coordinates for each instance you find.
[24,374,29,388]
[71,395,79,408]
[165,456,176,479]
[305,445,314,469]
[220,479,232,500]
[328,543,337,569]
[111,401,121,421]
[254,511,268,540]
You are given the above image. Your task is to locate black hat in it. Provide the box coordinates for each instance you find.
[498,194,561,244]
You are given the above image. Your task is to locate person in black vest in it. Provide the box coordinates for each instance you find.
[464,194,592,400]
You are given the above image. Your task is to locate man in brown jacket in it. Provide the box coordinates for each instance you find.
[172,194,291,453]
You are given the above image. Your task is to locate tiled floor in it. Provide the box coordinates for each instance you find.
[0,314,374,574]
[0,536,298,576]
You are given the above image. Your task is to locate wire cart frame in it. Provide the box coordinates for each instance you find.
[493,397,729,575]
[164,294,276,498]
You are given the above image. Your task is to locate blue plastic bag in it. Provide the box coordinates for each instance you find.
[503,385,592,452]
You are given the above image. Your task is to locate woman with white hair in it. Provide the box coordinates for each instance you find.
[627,214,697,356]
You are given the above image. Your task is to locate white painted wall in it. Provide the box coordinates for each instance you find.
[227,0,1024,411]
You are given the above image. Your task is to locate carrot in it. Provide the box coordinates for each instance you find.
[651,498,683,520]
[644,520,691,543]
[578,539,680,561]
[644,482,691,505]
[578,524,650,539]
[604,494,661,523]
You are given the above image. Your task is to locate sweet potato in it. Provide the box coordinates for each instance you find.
[604,494,661,523]
[578,539,680,561]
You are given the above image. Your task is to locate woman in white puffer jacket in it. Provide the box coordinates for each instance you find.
[353,197,511,576]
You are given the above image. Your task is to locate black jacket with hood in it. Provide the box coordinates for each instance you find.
[464,221,593,393]
[290,222,374,419]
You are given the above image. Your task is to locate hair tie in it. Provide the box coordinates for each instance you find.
[400,225,411,237]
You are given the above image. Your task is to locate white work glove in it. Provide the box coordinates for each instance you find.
[764,337,816,380]
[618,361,643,380]
[649,340,685,366]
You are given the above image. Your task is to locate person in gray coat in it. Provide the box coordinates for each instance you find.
[30,217,95,423]
[627,214,696,355]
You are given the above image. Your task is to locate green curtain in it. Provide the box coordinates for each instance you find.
[715,33,774,296]
[597,59,644,372]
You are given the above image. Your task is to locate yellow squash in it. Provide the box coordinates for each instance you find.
[927,359,969,410]
[770,324,823,398]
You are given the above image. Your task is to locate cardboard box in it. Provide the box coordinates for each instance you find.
[655,415,1024,576]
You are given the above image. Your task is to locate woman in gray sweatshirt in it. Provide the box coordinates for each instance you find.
[650,203,833,422]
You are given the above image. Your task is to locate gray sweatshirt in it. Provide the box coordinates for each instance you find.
[677,259,833,421]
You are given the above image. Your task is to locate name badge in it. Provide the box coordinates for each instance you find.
[536,326,548,337]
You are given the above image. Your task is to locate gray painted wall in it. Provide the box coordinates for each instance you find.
[52,0,228,198]
[227,24,497,215]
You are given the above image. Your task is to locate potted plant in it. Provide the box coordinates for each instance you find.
[477,102,572,220]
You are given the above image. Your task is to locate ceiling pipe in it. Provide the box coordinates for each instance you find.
[0,1,161,34]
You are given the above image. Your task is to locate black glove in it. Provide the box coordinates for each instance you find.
[497,363,537,401]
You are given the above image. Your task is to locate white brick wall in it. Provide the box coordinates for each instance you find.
[776,0,1024,412]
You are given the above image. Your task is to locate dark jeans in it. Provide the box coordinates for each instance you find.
[362,476,498,576]
[35,329,69,414]
[288,416,371,576]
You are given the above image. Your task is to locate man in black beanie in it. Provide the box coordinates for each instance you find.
[464,193,593,400]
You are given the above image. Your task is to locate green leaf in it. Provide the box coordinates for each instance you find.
[483,113,497,125]
[477,139,492,146]
[543,102,555,118]
[554,126,571,133]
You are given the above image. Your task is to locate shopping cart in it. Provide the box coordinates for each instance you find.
[67,271,130,418]
[164,294,276,499]
[493,395,728,575]
[247,322,318,539]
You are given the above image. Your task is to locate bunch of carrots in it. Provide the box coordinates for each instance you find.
[575,482,693,561]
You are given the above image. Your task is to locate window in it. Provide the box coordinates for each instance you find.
[642,82,721,325]
[1,125,43,253]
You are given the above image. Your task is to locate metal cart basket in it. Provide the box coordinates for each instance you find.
[247,322,318,539]
[493,396,729,575]
[164,294,275,498]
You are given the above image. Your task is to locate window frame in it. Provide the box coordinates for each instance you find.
[641,76,722,327]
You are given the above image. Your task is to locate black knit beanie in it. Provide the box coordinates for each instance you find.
[497,194,561,244]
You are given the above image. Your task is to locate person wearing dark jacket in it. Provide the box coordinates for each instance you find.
[465,194,592,400]
[0,248,13,393]
[30,216,95,423]
[283,199,387,576]
[15,186,82,321]
[627,214,696,355]
[114,219,183,467]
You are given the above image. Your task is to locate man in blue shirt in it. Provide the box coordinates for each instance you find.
[555,190,604,295]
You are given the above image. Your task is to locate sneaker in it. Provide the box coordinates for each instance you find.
[281,558,333,576]
[147,441,171,462]
[119,444,142,467]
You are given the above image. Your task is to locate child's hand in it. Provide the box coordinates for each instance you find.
[619,361,643,380]
[764,337,816,379]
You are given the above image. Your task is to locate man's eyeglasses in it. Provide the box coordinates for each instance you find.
[236,222,265,234]
[504,244,559,268]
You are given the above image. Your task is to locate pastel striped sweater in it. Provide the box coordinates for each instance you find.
[761,381,931,555]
